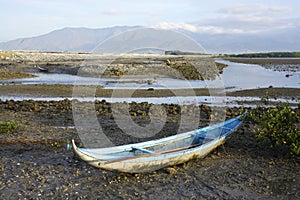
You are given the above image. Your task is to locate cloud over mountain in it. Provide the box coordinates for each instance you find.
[158,4,299,35]
[0,3,299,54]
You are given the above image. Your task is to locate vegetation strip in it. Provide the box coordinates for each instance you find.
[223,52,300,58]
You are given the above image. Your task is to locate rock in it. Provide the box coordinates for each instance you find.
[33,103,40,112]
[164,167,178,174]
[166,59,171,65]
[147,80,153,85]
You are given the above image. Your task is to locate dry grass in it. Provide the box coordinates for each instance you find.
[0,51,13,60]
[0,68,36,80]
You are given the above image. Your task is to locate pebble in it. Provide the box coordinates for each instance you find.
[164,167,178,175]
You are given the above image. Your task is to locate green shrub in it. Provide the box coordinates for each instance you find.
[0,120,19,134]
[51,141,62,148]
[247,103,300,155]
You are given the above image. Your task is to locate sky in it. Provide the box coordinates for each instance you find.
[0,0,299,42]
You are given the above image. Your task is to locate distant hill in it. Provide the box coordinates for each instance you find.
[0,26,140,52]
[0,26,299,54]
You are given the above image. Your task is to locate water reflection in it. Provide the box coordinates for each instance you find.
[1,60,299,91]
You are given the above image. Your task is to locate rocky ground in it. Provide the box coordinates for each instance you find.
[1,51,227,80]
[0,100,299,199]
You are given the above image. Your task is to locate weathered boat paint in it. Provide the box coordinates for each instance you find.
[72,112,246,173]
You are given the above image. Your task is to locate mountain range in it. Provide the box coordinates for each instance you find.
[0,26,299,54]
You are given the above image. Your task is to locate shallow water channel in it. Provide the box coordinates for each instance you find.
[2,59,299,89]
[1,59,299,106]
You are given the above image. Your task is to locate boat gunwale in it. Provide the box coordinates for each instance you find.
[74,115,243,156]
[71,111,246,171]
[73,135,224,164]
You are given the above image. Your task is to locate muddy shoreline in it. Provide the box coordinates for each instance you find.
[1,84,299,107]
[1,100,299,199]
[1,53,299,199]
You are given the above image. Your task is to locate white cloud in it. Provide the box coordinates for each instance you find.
[196,26,250,34]
[151,4,297,35]
[153,22,198,32]
[152,18,292,35]
[152,22,255,35]
[195,4,297,34]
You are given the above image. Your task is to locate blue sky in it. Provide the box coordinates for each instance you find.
[0,0,299,42]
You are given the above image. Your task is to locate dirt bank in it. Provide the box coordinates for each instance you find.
[0,100,299,199]
[228,87,300,99]
[0,68,36,80]
[0,84,222,98]
[1,84,299,101]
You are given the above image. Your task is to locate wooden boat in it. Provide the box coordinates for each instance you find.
[72,112,246,173]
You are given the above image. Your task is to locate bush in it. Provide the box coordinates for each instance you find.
[51,141,62,148]
[247,103,300,155]
[0,120,19,134]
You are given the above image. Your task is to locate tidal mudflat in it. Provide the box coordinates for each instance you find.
[0,52,299,199]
